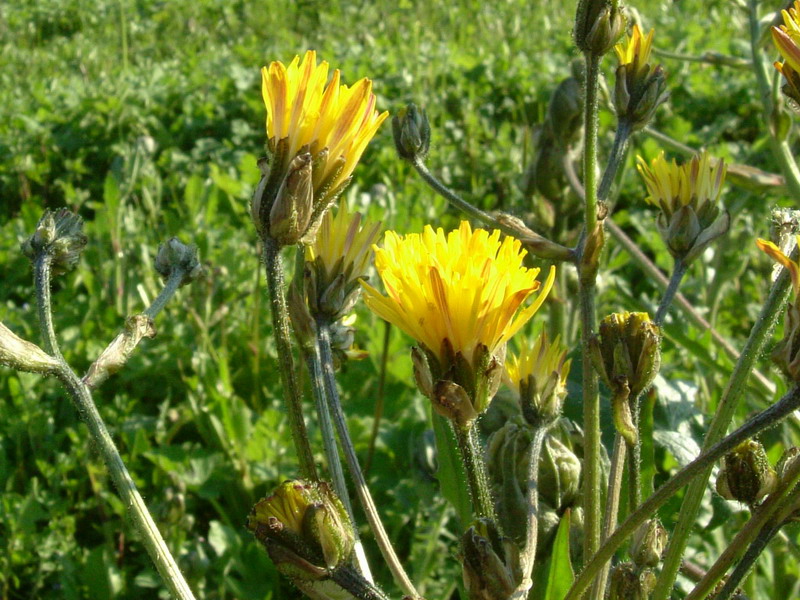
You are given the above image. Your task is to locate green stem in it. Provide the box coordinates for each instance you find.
[628,392,644,511]
[329,565,391,600]
[654,258,688,326]
[685,456,800,600]
[579,50,603,566]
[304,345,373,581]
[56,364,196,599]
[589,435,627,600]
[452,423,496,523]
[512,426,549,599]
[653,47,752,70]
[749,0,800,199]
[33,254,64,361]
[598,119,632,204]
[317,321,421,599]
[365,321,391,475]
[143,270,185,320]
[652,251,793,600]
[263,237,318,480]
[410,157,574,262]
[563,384,800,600]
[713,522,783,600]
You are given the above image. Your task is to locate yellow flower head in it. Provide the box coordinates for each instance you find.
[306,200,382,289]
[250,480,309,535]
[361,221,556,365]
[261,50,389,195]
[505,332,571,398]
[636,150,726,218]
[774,2,800,75]
[757,235,800,296]
[615,24,655,74]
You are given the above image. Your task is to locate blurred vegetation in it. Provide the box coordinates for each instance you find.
[1,0,799,598]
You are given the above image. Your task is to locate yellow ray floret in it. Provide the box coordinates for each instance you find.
[361,221,555,364]
[261,50,389,193]
[636,150,726,215]
[614,24,655,68]
[504,332,571,397]
[774,2,800,75]
[757,235,800,296]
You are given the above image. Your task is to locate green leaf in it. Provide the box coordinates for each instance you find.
[431,410,473,528]
[544,509,574,600]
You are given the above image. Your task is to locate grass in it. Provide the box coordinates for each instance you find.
[1,0,799,598]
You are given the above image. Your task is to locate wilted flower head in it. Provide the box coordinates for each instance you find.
[505,332,571,426]
[637,151,729,262]
[363,221,555,423]
[253,50,388,246]
[756,235,800,380]
[716,440,777,507]
[773,2,800,105]
[21,208,88,275]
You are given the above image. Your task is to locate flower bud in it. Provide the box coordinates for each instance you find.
[609,563,656,600]
[575,0,625,56]
[460,519,520,600]
[716,440,777,506]
[0,322,59,374]
[630,518,667,569]
[154,237,202,286]
[613,26,669,131]
[486,421,532,542]
[248,480,355,578]
[539,435,582,511]
[431,380,479,428]
[268,153,315,246]
[83,315,156,388]
[392,103,431,162]
[22,208,88,275]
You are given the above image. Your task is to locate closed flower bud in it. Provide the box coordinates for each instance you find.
[248,480,355,578]
[268,153,315,247]
[460,519,521,600]
[0,322,59,375]
[539,435,582,511]
[609,563,656,600]
[392,103,431,162]
[716,440,778,506]
[574,0,625,56]
[630,518,667,569]
[546,74,583,149]
[486,421,532,542]
[154,237,202,286]
[432,379,479,428]
[22,208,88,275]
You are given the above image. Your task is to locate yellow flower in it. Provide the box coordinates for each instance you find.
[261,50,389,196]
[757,235,800,296]
[361,221,555,365]
[614,24,654,74]
[636,150,726,218]
[505,332,570,397]
[774,2,800,74]
[307,200,382,291]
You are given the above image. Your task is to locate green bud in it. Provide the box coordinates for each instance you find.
[630,518,667,569]
[486,421,532,543]
[615,62,669,131]
[431,380,479,427]
[547,75,583,148]
[269,153,315,246]
[248,480,355,577]
[392,103,431,162]
[154,237,202,286]
[539,435,582,511]
[460,519,520,600]
[716,440,778,506]
[609,563,656,600]
[0,322,59,375]
[22,208,88,275]
[575,0,625,56]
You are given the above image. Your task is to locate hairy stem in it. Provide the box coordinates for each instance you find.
[317,321,420,599]
[33,254,64,361]
[564,384,800,600]
[304,345,373,581]
[143,270,185,320]
[365,321,391,475]
[55,364,196,599]
[263,237,318,480]
[652,252,792,600]
[453,423,496,523]
[654,258,688,326]
[329,565,391,600]
[598,119,632,204]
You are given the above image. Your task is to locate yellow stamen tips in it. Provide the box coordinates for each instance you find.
[774,2,800,75]
[636,150,726,217]
[757,236,800,296]
[361,221,556,364]
[260,50,389,194]
[505,333,570,396]
[614,24,654,71]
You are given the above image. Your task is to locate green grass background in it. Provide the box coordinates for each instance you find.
[1,0,799,598]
